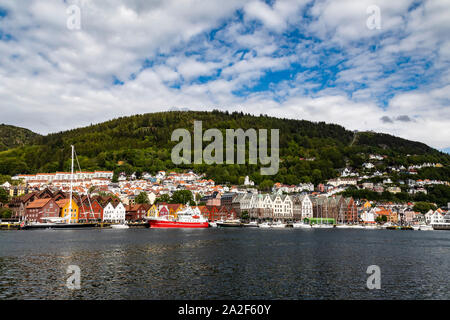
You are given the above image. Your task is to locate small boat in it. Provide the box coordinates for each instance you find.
[243,221,259,228]
[364,225,378,229]
[419,224,434,231]
[270,221,286,228]
[312,223,333,229]
[335,224,351,229]
[216,219,242,228]
[292,222,312,229]
[258,222,271,228]
[209,221,219,228]
[111,223,129,229]
[348,224,365,229]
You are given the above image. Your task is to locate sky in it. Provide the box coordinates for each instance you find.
[0,0,449,152]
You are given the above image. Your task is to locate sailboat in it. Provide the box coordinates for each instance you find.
[21,145,98,230]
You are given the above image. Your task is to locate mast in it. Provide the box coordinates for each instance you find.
[69,145,74,224]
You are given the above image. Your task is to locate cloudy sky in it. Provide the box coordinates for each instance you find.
[0,0,449,152]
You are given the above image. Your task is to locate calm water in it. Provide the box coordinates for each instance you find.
[0,228,449,300]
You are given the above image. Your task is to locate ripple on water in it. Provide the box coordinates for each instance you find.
[0,228,449,299]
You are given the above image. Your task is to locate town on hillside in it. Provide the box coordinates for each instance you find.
[1,164,449,227]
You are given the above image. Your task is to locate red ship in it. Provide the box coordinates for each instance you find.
[146,206,209,228]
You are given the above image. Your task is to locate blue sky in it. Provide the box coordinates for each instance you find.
[0,0,449,151]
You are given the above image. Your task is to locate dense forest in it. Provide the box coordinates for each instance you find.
[0,110,449,187]
[0,124,41,151]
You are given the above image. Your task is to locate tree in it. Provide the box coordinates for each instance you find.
[170,190,194,205]
[241,210,249,220]
[155,194,171,204]
[0,188,9,204]
[413,202,437,214]
[0,208,12,219]
[259,179,274,191]
[135,192,150,204]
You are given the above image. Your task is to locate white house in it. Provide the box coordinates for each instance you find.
[244,176,255,186]
[103,202,126,223]
[429,209,445,226]
[271,194,293,220]
[424,209,434,224]
[361,208,376,224]
[363,162,375,169]
[299,194,313,219]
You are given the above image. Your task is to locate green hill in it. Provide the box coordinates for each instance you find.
[0,110,448,186]
[0,124,41,151]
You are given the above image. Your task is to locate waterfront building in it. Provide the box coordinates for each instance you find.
[231,193,245,216]
[147,204,159,217]
[429,209,445,225]
[25,198,60,223]
[271,194,293,221]
[125,204,150,221]
[56,199,79,223]
[103,202,126,223]
[9,193,38,220]
[205,205,220,221]
[220,193,236,210]
[249,194,265,219]
[292,194,313,220]
[78,197,103,222]
[375,207,398,223]
[360,208,376,224]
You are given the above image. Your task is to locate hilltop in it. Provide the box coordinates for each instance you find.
[0,110,449,186]
[0,124,41,151]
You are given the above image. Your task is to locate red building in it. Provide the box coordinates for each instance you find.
[205,205,220,221]
[79,198,104,222]
[25,198,60,223]
[125,204,150,221]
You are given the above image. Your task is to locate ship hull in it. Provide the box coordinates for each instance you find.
[149,220,209,228]
[216,222,242,228]
[20,223,98,230]
[432,224,450,230]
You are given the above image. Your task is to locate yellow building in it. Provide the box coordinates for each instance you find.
[363,201,372,209]
[9,185,28,198]
[56,199,79,223]
[147,204,159,217]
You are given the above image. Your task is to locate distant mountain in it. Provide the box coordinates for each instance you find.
[0,110,448,186]
[0,124,41,151]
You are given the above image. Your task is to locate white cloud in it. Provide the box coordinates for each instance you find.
[0,0,448,151]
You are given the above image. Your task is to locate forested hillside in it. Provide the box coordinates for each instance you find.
[0,124,41,151]
[0,110,449,186]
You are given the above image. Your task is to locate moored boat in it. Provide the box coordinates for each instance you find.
[292,222,312,229]
[146,206,209,228]
[216,219,242,228]
[243,221,259,228]
[419,224,434,231]
[258,222,271,228]
[270,221,287,228]
[111,223,130,229]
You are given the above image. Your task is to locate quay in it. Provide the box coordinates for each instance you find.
[0,221,150,230]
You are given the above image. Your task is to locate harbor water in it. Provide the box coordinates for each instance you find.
[0,228,449,299]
